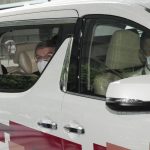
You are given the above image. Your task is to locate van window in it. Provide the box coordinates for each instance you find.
[67,16,149,98]
[0,19,75,92]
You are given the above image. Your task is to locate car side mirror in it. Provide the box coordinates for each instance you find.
[106,75,150,111]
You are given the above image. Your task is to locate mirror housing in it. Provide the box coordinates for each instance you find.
[106,75,150,111]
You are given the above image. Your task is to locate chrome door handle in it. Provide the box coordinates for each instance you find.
[38,121,57,130]
[64,125,85,134]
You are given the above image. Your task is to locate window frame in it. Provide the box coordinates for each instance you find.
[67,14,150,100]
[0,18,76,93]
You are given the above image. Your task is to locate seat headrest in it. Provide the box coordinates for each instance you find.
[14,43,38,64]
[18,50,38,74]
[105,30,143,69]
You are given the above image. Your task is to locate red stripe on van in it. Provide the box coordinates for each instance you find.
[0,121,82,150]
[9,141,25,150]
[107,143,129,150]
[0,121,130,150]
[63,139,82,150]
[94,143,129,150]
[0,132,5,142]
[93,143,106,150]
[9,121,62,150]
[10,121,82,150]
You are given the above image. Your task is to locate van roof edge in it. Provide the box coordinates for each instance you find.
[0,0,50,10]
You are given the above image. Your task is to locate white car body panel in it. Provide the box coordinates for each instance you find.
[0,0,149,28]
[0,1,149,150]
[62,93,150,150]
[0,38,70,150]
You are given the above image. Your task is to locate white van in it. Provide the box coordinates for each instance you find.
[0,0,150,150]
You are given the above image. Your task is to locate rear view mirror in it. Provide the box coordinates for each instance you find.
[106,75,150,111]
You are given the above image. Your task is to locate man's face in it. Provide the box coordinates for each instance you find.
[35,47,55,62]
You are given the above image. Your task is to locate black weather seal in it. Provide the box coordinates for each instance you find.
[145,7,150,13]
[0,5,23,10]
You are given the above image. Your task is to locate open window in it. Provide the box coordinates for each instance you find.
[0,19,75,92]
[67,15,150,98]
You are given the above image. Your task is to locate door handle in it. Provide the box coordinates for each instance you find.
[38,120,57,130]
[64,125,85,135]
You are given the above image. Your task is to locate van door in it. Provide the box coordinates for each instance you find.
[0,40,71,150]
[61,16,150,150]
[0,18,76,150]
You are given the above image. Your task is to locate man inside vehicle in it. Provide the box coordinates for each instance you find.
[35,39,56,74]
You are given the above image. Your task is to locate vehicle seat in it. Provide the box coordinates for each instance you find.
[93,30,143,96]
[18,50,38,74]
[14,43,38,64]
[10,43,38,74]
